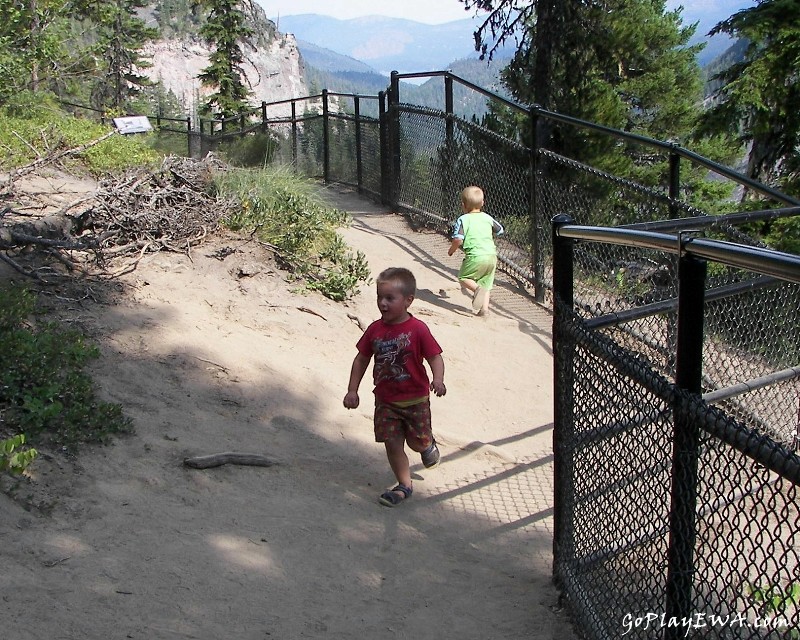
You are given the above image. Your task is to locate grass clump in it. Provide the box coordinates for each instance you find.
[0,284,133,452]
[215,166,371,300]
[0,91,160,174]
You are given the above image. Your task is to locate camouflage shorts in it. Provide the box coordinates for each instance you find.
[374,400,434,450]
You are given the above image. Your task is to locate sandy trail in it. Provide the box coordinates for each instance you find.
[1,184,576,640]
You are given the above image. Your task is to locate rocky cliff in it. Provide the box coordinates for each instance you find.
[140,0,307,119]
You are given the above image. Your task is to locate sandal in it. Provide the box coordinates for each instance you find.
[421,442,440,469]
[379,483,413,507]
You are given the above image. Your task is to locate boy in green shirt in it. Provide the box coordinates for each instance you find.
[447,185,504,316]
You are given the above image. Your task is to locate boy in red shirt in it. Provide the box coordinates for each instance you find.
[343,267,447,507]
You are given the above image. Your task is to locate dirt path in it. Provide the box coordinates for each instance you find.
[1,185,576,640]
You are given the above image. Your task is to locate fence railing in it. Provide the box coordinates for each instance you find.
[551,217,800,639]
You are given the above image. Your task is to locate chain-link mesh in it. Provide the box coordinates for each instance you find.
[325,113,382,197]
[554,250,800,639]
[567,236,800,446]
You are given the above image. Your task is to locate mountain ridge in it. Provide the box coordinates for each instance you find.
[273,5,752,74]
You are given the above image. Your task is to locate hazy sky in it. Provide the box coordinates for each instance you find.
[257,0,755,26]
[258,0,483,25]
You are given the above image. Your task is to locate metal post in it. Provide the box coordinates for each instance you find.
[531,106,543,301]
[378,91,388,204]
[444,73,455,217]
[355,96,363,192]
[390,71,401,208]
[551,213,575,578]
[664,250,707,640]
[669,148,680,219]
[291,100,297,168]
[186,116,191,158]
[322,89,330,183]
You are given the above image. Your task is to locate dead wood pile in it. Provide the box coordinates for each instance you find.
[0,152,234,282]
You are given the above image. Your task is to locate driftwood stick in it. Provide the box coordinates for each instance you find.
[183,452,276,469]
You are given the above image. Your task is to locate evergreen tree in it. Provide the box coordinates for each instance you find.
[465,0,704,151]
[195,0,253,118]
[461,0,741,210]
[0,0,71,102]
[154,0,200,39]
[700,0,800,198]
[83,0,158,111]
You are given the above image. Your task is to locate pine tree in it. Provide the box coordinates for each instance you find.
[86,0,158,111]
[462,0,740,209]
[467,0,704,150]
[195,0,253,118]
[700,0,800,198]
[0,0,70,102]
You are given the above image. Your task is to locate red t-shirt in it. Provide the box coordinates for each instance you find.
[356,314,443,403]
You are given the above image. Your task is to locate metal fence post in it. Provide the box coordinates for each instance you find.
[669,147,680,219]
[390,71,401,208]
[291,100,297,168]
[444,73,455,216]
[355,96,363,192]
[186,116,191,158]
[664,249,707,639]
[322,89,330,183]
[551,213,575,577]
[378,91,388,204]
[531,106,543,301]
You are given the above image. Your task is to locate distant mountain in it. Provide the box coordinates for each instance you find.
[407,57,510,118]
[281,3,754,120]
[275,14,511,76]
[296,39,380,74]
[670,0,753,66]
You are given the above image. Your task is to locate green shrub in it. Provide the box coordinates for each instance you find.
[0,96,161,173]
[0,284,133,450]
[0,434,37,475]
[215,166,371,300]
[216,132,279,167]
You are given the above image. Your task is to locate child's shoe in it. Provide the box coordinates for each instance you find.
[472,286,487,312]
[421,441,441,468]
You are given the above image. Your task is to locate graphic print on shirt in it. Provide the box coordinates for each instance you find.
[373,332,412,384]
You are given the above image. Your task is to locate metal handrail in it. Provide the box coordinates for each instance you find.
[554,223,800,284]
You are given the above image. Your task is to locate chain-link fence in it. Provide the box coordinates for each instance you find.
[552,221,800,639]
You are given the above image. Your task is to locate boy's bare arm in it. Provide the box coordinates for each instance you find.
[448,237,462,256]
[427,353,446,397]
[343,352,371,408]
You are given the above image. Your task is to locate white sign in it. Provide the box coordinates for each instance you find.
[113,116,153,134]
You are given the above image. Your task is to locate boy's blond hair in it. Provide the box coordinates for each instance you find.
[461,185,485,211]
[376,267,417,297]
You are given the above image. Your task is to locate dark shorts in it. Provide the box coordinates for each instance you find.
[374,400,434,450]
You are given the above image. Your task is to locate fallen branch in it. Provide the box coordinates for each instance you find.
[0,252,45,280]
[1,155,230,280]
[6,130,117,182]
[347,313,366,331]
[183,452,276,469]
